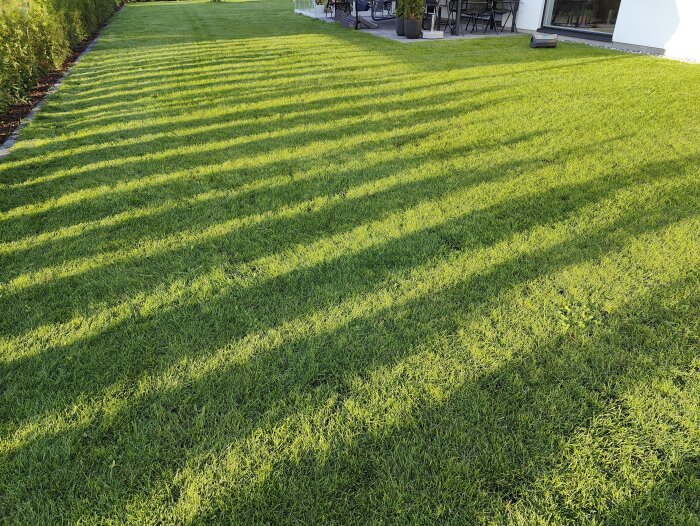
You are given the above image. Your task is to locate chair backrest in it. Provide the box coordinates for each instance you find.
[464,0,488,14]
[450,0,477,13]
[493,0,519,10]
[333,0,352,16]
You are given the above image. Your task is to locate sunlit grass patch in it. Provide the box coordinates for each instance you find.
[1,0,700,524]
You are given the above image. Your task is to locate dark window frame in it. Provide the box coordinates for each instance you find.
[539,0,617,41]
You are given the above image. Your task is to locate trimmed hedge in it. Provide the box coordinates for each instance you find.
[0,0,123,114]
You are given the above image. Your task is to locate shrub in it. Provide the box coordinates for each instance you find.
[0,0,123,115]
[401,0,421,20]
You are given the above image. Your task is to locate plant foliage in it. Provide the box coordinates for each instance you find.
[0,0,122,114]
[401,0,422,20]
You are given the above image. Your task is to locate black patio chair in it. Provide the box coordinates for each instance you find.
[423,0,445,30]
[491,0,519,32]
[447,0,479,34]
[463,0,490,33]
[371,0,395,20]
[327,0,352,19]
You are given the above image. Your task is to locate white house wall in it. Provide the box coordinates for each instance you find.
[614,0,700,61]
[514,0,546,31]
[514,0,699,61]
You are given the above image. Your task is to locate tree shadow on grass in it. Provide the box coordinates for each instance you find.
[42,50,622,125]
[1,1,698,523]
[1,153,698,523]
[604,454,700,525]
[0,77,508,211]
[201,273,699,525]
[0,145,581,423]
[1,135,665,401]
[0,126,548,343]
[0,0,630,181]
[3,67,501,175]
[20,48,621,155]
[25,48,626,149]
[0,131,509,282]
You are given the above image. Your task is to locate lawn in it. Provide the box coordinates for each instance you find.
[1,0,700,523]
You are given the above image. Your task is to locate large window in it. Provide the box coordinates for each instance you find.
[543,0,621,34]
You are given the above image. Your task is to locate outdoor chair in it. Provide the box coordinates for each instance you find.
[469,0,496,32]
[370,0,395,20]
[423,0,446,30]
[447,0,475,34]
[471,0,517,33]
[491,0,520,32]
[459,1,489,33]
[327,0,353,19]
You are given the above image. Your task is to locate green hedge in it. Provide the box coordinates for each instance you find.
[0,0,123,114]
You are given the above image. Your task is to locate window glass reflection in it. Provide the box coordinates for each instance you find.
[544,0,621,34]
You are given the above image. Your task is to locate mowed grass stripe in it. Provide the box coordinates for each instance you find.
[1,0,700,524]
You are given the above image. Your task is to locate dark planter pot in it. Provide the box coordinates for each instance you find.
[396,17,405,36]
[404,18,421,38]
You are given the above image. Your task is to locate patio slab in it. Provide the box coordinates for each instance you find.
[300,9,522,42]
[357,16,522,42]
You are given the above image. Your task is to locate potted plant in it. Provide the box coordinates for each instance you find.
[395,0,405,36]
[403,0,422,38]
[314,0,326,18]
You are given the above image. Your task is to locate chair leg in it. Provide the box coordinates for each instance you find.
[471,15,481,33]
[495,13,504,33]
[466,13,475,32]
[505,11,514,32]
[507,10,515,32]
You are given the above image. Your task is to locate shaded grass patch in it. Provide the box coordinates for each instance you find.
[1,0,700,524]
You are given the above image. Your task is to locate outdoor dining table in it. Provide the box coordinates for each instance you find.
[453,0,519,35]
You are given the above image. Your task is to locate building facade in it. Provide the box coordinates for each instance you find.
[515,0,700,61]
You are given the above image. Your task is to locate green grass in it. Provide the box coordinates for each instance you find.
[1,0,700,523]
